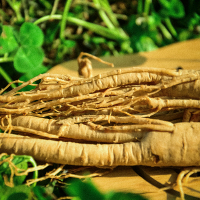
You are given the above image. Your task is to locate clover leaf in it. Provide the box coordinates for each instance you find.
[0,26,19,55]
[13,22,45,73]
[14,46,44,73]
[19,22,44,46]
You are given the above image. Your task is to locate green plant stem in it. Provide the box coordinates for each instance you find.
[137,0,143,14]
[59,0,73,40]
[50,0,60,16]
[144,0,151,15]
[158,23,172,40]
[6,0,23,22]
[67,17,127,41]
[0,56,14,63]
[34,15,61,24]
[74,1,127,21]
[28,157,38,187]
[0,65,16,88]
[75,0,127,38]
[34,15,128,41]
[101,0,120,27]
[22,0,29,21]
[164,18,177,37]
[93,0,115,29]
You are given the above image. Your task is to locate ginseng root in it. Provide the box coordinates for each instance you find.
[0,66,200,167]
[0,115,173,143]
[0,122,199,167]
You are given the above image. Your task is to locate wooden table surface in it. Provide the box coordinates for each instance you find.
[48,38,200,200]
[49,38,200,76]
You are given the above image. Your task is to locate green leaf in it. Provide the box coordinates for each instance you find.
[73,5,84,14]
[178,30,191,41]
[0,155,10,174]
[0,26,19,54]
[14,46,44,73]
[13,163,28,185]
[0,185,31,200]
[148,13,162,28]
[120,41,133,54]
[32,186,55,200]
[67,179,105,200]
[19,22,44,46]
[13,156,28,185]
[62,39,76,48]
[0,155,29,186]
[158,0,185,18]
[91,37,106,44]
[123,15,138,36]
[0,23,2,35]
[0,174,4,188]
[135,36,158,52]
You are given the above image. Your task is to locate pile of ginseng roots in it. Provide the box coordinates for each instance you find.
[0,67,200,167]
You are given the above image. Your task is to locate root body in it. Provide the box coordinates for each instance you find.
[0,122,200,167]
[0,67,200,166]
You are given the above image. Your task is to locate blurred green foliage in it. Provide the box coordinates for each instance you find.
[0,166,148,200]
[0,154,38,190]
[0,0,200,89]
[0,153,146,199]
[67,178,148,200]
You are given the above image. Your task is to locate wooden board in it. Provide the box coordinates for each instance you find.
[48,38,200,200]
[48,38,200,76]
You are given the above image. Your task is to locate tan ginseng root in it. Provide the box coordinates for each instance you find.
[0,115,173,143]
[0,121,200,167]
[1,65,200,166]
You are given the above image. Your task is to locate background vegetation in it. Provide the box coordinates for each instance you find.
[0,0,200,199]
